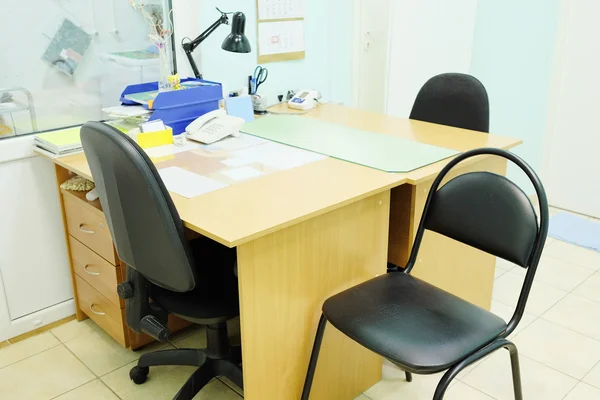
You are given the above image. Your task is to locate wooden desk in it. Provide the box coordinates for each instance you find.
[44,104,520,400]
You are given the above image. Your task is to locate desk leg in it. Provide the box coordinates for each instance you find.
[236,191,390,400]
[388,156,508,309]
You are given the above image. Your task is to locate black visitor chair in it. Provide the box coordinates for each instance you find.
[301,148,548,400]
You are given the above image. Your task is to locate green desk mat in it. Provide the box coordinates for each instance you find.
[241,115,459,173]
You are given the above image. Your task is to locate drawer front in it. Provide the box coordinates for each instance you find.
[75,275,127,347]
[64,196,116,264]
[69,236,123,307]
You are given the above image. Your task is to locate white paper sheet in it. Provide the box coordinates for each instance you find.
[258,20,305,56]
[231,142,326,170]
[222,166,265,181]
[221,156,255,167]
[101,105,151,117]
[203,134,268,153]
[258,0,305,20]
[144,141,202,158]
[158,167,229,198]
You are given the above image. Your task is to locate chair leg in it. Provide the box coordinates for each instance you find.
[505,342,523,400]
[214,358,244,390]
[301,314,328,400]
[230,344,242,366]
[173,361,215,400]
[432,338,523,400]
[405,371,413,382]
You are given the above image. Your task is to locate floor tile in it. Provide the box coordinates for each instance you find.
[171,326,207,349]
[583,361,600,389]
[102,360,241,399]
[0,345,95,400]
[444,382,494,399]
[364,371,446,400]
[462,352,577,400]
[563,382,600,399]
[573,270,600,303]
[65,327,172,376]
[490,299,536,337]
[493,271,567,316]
[364,361,451,400]
[513,318,600,379]
[495,264,510,280]
[53,379,120,400]
[0,332,60,369]
[496,257,516,273]
[51,319,99,343]
[512,254,595,291]
[219,377,243,396]
[545,240,600,270]
[542,294,600,340]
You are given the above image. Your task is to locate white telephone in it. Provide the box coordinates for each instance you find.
[185,109,245,144]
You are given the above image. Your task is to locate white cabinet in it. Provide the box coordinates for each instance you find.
[0,136,74,341]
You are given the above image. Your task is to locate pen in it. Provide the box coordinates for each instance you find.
[248,75,252,95]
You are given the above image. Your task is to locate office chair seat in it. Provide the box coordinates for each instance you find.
[323,272,506,374]
[150,237,239,324]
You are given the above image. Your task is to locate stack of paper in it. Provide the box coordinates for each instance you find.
[34,127,82,156]
[102,105,152,119]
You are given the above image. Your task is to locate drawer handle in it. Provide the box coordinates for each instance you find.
[89,304,106,316]
[79,224,95,234]
[83,265,100,276]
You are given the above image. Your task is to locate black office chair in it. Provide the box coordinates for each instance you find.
[81,122,242,400]
[410,73,490,133]
[301,148,548,400]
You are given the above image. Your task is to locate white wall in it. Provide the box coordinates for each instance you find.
[385,0,479,117]
[172,0,353,105]
[470,0,561,192]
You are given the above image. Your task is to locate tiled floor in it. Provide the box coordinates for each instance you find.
[2,210,600,399]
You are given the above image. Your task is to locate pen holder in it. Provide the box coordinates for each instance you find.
[136,126,174,149]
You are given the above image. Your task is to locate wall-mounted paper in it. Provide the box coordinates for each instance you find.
[258,0,305,20]
[158,167,228,198]
[258,20,305,56]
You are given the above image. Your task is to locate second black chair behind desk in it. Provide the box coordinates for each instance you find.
[81,121,242,400]
[410,72,490,133]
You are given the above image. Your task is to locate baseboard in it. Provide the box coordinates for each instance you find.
[0,299,76,342]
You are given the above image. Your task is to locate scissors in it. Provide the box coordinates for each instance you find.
[252,66,269,94]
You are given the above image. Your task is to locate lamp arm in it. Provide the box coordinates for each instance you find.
[182,13,229,79]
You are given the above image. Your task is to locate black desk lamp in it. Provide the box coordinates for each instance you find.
[182,8,251,79]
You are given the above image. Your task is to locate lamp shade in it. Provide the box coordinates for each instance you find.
[222,12,251,53]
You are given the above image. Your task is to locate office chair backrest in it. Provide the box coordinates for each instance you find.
[410,73,490,133]
[81,122,197,292]
[406,148,548,335]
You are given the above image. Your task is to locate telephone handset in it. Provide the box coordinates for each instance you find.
[185,109,245,144]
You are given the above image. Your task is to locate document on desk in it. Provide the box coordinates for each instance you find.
[203,134,268,153]
[230,142,326,170]
[158,167,229,198]
[222,166,265,181]
[144,142,202,159]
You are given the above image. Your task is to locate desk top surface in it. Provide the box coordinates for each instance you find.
[46,104,521,247]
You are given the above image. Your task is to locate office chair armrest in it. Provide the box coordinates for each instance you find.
[120,267,171,342]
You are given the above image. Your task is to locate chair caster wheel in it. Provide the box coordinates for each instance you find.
[129,366,149,384]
